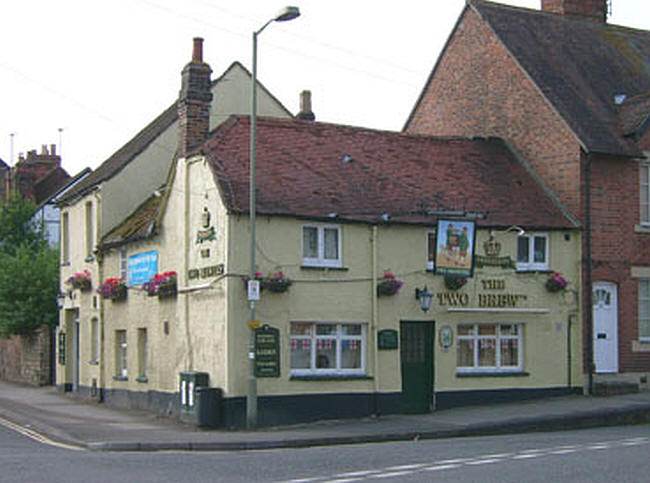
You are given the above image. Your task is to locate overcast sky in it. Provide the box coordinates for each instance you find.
[1,0,648,175]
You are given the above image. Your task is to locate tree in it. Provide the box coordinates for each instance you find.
[0,196,59,338]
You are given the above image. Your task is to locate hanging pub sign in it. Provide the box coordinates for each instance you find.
[435,219,476,278]
[254,325,280,377]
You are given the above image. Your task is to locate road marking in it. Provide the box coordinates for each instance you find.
[512,453,542,459]
[334,471,379,478]
[368,471,413,479]
[422,464,461,472]
[550,448,577,455]
[384,464,426,471]
[0,416,84,451]
[465,458,501,465]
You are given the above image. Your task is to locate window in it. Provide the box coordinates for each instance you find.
[302,224,341,267]
[85,201,94,259]
[517,233,549,271]
[90,318,99,364]
[427,229,436,271]
[457,323,522,373]
[290,322,365,375]
[120,247,128,281]
[639,280,650,341]
[115,330,127,378]
[641,164,649,225]
[137,328,148,380]
[61,212,70,264]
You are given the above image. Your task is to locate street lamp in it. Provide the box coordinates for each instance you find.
[247,5,300,430]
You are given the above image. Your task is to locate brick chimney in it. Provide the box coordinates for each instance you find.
[541,0,608,22]
[178,37,213,158]
[296,90,315,121]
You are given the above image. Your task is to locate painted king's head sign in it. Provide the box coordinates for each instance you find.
[435,219,476,278]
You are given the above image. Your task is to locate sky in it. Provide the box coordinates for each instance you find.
[1,0,649,176]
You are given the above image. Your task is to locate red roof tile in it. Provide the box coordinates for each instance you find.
[204,117,575,229]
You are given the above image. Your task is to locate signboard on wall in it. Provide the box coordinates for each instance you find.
[254,325,280,377]
[434,219,476,278]
[128,250,158,286]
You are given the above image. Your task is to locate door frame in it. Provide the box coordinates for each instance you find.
[592,281,618,373]
[399,320,435,413]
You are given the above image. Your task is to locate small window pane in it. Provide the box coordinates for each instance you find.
[291,323,311,336]
[458,324,474,335]
[303,227,318,259]
[500,324,518,336]
[479,324,496,335]
[457,339,474,366]
[641,165,649,184]
[323,228,339,260]
[533,236,546,263]
[316,339,335,368]
[500,339,519,366]
[341,340,361,368]
[427,232,436,263]
[291,339,311,369]
[316,324,336,335]
[517,236,529,263]
[342,324,361,336]
[478,339,496,366]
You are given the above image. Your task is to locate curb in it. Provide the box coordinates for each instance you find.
[84,405,650,452]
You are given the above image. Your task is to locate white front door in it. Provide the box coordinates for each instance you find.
[593,282,618,373]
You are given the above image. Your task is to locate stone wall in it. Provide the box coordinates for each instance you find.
[0,326,53,386]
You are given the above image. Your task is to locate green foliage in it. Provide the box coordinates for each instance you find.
[0,196,59,338]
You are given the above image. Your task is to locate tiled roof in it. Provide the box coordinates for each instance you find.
[33,166,71,206]
[617,91,650,136]
[100,191,164,248]
[471,0,650,157]
[204,116,575,229]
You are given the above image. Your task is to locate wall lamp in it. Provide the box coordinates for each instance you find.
[415,286,433,312]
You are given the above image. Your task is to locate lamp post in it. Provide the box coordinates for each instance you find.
[248,6,300,429]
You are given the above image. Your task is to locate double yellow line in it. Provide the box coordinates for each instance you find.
[0,416,84,451]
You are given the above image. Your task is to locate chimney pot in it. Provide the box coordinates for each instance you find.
[541,0,608,22]
[192,37,204,63]
[297,89,315,122]
[50,144,56,155]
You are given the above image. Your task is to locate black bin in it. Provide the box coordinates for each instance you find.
[195,387,223,428]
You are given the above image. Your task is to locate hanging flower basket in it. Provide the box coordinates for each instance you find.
[143,271,178,298]
[65,270,92,291]
[377,272,404,296]
[97,278,127,301]
[242,271,293,293]
[545,272,567,293]
[444,275,467,291]
[261,271,293,293]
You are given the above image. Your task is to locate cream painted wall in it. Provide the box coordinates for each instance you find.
[100,63,292,238]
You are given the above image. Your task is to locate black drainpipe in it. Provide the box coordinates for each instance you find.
[585,152,594,395]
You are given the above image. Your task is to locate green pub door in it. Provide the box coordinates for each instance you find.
[400,321,434,414]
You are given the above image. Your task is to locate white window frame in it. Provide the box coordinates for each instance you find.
[290,322,366,376]
[457,323,523,374]
[116,330,127,378]
[85,201,94,259]
[427,229,436,271]
[61,212,70,264]
[640,163,649,226]
[137,328,148,379]
[90,318,99,364]
[301,224,342,268]
[516,232,549,271]
[120,247,128,281]
[639,279,650,342]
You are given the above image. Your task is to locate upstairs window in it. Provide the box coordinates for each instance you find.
[641,164,649,225]
[61,212,70,264]
[302,224,341,268]
[85,201,94,259]
[427,229,436,271]
[517,233,549,271]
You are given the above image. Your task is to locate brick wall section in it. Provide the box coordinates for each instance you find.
[407,6,650,376]
[587,153,650,372]
[0,327,52,386]
[406,7,583,218]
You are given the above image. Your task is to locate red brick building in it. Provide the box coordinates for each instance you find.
[405,0,650,392]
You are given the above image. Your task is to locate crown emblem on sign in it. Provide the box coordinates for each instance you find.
[484,234,501,257]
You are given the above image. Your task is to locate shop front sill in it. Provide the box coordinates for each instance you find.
[112,375,128,381]
[300,265,349,272]
[456,371,529,378]
[136,376,149,383]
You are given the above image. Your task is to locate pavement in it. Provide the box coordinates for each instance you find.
[0,380,649,452]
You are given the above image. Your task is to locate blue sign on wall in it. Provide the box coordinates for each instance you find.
[128,250,158,286]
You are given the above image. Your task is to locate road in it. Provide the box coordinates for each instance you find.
[1,423,648,482]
